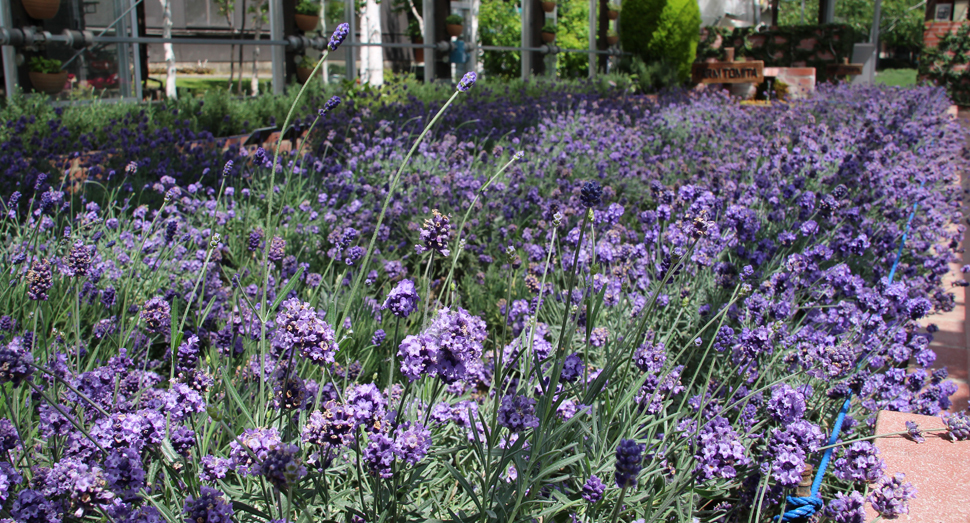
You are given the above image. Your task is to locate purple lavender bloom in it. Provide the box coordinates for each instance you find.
[11,489,60,523]
[418,210,452,257]
[104,447,146,497]
[694,416,749,482]
[582,475,606,503]
[268,236,286,263]
[328,23,350,51]
[382,279,420,318]
[67,242,91,277]
[497,395,539,432]
[945,411,970,441]
[633,342,666,373]
[363,433,400,479]
[825,491,866,523]
[833,442,885,483]
[260,443,307,490]
[183,487,234,523]
[229,427,282,476]
[101,287,116,309]
[561,353,583,382]
[141,297,171,334]
[26,258,53,301]
[319,96,341,115]
[766,383,807,424]
[247,228,263,252]
[395,422,431,465]
[371,329,386,346]
[457,71,477,92]
[868,473,916,518]
[0,337,33,387]
[580,181,602,209]
[272,298,338,365]
[906,298,933,320]
[615,439,644,488]
[425,307,487,383]
[0,418,20,452]
[302,402,357,447]
[198,456,232,483]
[905,421,925,443]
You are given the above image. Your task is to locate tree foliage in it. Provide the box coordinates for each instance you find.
[778,0,925,50]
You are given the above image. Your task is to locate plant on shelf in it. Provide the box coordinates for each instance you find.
[607,2,620,19]
[606,28,619,45]
[407,20,425,63]
[446,14,464,37]
[541,23,557,43]
[296,54,316,83]
[295,0,321,31]
[28,56,67,95]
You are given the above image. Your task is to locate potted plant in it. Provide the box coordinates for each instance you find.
[606,29,619,46]
[607,2,620,19]
[22,0,60,19]
[28,56,68,95]
[295,0,320,31]
[541,0,556,13]
[446,14,464,38]
[541,24,556,43]
[296,55,315,83]
[407,20,424,63]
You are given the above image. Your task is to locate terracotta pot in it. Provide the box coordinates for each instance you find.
[29,71,68,95]
[296,67,313,83]
[541,32,556,43]
[607,35,619,45]
[607,9,619,19]
[412,37,424,63]
[446,24,463,38]
[541,1,556,12]
[22,0,60,19]
[294,14,319,32]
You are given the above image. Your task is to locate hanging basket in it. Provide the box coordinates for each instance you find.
[446,24,463,38]
[541,1,556,12]
[22,0,60,19]
[29,71,68,95]
[541,32,556,43]
[607,9,619,19]
[412,37,424,63]
[294,14,319,32]
[296,67,314,83]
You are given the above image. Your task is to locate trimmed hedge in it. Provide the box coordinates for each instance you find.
[620,0,701,82]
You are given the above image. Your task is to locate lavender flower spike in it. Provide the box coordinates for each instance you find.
[329,23,350,51]
[457,71,477,92]
[615,439,644,488]
[319,96,341,116]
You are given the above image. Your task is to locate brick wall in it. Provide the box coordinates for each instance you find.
[924,21,968,49]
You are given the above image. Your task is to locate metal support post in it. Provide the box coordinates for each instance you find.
[588,0,596,78]
[269,0,285,94]
[870,0,883,71]
[346,0,357,81]
[423,0,434,82]
[521,0,532,80]
[129,0,143,100]
[113,0,133,98]
[1,0,18,98]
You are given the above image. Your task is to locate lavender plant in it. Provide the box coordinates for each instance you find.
[0,74,964,523]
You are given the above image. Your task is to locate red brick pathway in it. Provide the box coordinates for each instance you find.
[928,106,970,413]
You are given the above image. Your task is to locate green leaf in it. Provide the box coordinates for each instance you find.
[271,265,306,311]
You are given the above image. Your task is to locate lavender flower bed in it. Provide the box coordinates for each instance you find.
[0,78,967,523]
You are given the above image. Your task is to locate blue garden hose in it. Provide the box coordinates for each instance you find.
[777,179,926,521]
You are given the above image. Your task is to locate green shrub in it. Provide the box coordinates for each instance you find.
[619,0,700,82]
[541,24,556,34]
[445,14,463,25]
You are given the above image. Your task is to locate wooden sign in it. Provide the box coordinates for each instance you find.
[692,61,765,84]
